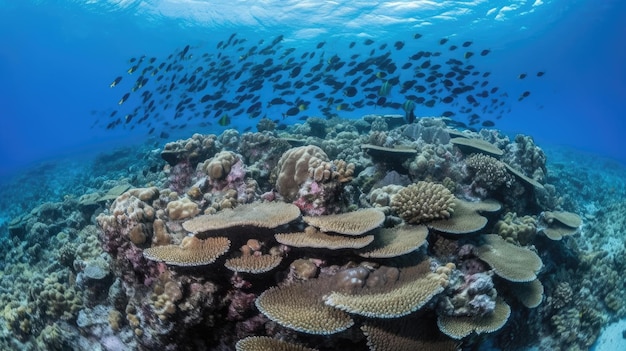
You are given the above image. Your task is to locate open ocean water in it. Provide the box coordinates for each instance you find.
[0,0,625,350]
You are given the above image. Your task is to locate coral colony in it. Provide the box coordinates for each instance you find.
[2,115,621,351]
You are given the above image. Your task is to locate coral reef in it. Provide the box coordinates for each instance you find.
[1,114,621,351]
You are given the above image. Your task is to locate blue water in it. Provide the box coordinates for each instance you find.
[1,0,624,177]
[1,1,626,349]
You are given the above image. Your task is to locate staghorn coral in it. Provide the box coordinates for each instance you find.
[390,181,456,224]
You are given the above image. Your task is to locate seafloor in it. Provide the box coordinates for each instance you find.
[0,115,625,351]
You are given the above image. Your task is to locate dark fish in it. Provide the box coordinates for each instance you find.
[118,93,130,105]
[364,39,375,45]
[349,41,356,48]
[424,99,436,107]
[464,52,474,59]
[480,49,490,56]
[344,86,358,97]
[537,71,545,77]
[284,107,300,116]
[518,73,527,79]
[110,76,122,88]
[462,41,472,47]
[441,96,454,103]
[376,97,386,106]
[420,60,431,69]
[482,120,495,127]
[290,66,302,78]
[394,41,405,50]
[518,91,531,101]
[442,111,455,117]
[316,41,325,49]
[439,38,449,45]
[449,45,458,51]
[414,33,422,39]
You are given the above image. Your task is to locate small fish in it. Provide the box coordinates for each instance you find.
[378,81,392,97]
[110,76,122,88]
[316,41,325,49]
[402,100,416,124]
[441,96,454,104]
[439,38,449,45]
[344,86,358,97]
[364,39,375,45]
[284,107,300,116]
[464,52,474,59]
[118,93,130,105]
[462,41,473,47]
[518,91,531,101]
[536,71,545,77]
[127,65,138,74]
[218,114,231,126]
[413,33,423,39]
[394,41,405,50]
[482,120,495,127]
[518,73,527,79]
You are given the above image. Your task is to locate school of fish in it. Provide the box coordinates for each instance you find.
[98,33,544,137]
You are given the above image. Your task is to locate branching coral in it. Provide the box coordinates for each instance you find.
[390,181,456,224]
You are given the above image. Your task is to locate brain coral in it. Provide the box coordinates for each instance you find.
[390,181,456,224]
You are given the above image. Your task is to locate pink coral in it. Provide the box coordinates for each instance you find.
[227,291,257,321]
[168,160,195,193]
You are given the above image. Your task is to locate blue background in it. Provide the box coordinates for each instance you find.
[0,0,624,177]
